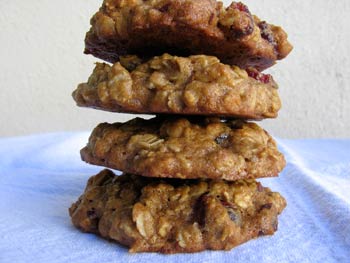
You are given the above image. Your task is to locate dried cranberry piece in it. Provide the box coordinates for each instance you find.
[259,74,273,84]
[246,68,259,79]
[246,68,273,84]
[232,2,250,13]
[221,201,231,208]
[257,182,264,192]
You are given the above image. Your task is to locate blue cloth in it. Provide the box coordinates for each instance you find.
[0,132,349,263]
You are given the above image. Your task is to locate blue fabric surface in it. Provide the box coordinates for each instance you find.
[0,133,349,263]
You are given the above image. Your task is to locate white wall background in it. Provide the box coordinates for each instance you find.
[0,0,349,138]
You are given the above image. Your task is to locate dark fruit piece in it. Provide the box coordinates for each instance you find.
[246,68,273,84]
[87,209,97,219]
[221,201,242,226]
[215,134,229,145]
[159,3,170,12]
[259,203,273,212]
[257,182,264,192]
[258,21,277,47]
[226,2,254,38]
[194,193,210,226]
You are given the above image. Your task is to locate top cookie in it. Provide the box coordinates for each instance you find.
[84,0,292,71]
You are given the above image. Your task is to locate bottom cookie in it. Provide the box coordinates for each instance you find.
[69,170,286,253]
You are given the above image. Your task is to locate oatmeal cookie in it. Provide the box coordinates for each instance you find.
[84,0,292,71]
[69,170,286,253]
[80,116,285,180]
[73,54,281,119]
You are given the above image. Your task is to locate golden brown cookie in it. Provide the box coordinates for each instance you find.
[81,116,285,181]
[73,54,281,119]
[69,170,286,253]
[84,0,292,71]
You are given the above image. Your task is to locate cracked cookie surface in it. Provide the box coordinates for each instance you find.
[84,0,292,71]
[69,169,286,253]
[81,116,285,180]
[73,54,281,119]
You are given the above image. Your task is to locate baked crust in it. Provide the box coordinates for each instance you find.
[84,0,292,71]
[73,54,281,119]
[81,116,286,180]
[69,170,286,253]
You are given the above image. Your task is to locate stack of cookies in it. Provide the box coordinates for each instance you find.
[69,0,292,253]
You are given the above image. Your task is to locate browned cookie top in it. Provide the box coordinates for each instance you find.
[84,0,292,71]
[73,54,281,119]
[81,116,286,180]
[69,170,286,253]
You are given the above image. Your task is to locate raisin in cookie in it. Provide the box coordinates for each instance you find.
[81,116,285,181]
[73,54,281,119]
[69,170,286,253]
[84,0,292,71]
